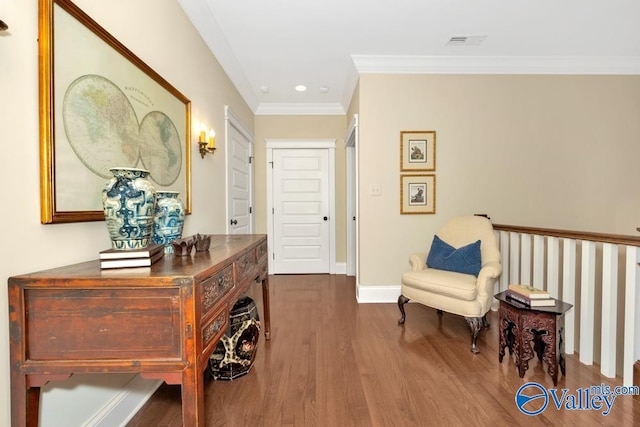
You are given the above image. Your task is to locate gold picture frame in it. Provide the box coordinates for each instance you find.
[400,130,436,172]
[39,0,192,223]
[400,174,436,214]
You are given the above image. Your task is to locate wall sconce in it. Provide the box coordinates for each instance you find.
[198,127,216,158]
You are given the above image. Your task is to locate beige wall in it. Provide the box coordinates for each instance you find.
[358,74,640,287]
[254,115,348,262]
[0,1,252,425]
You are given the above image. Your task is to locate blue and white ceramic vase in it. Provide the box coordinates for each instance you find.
[152,191,185,253]
[102,167,156,250]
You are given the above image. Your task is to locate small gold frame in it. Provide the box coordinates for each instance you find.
[400,130,436,172]
[400,174,436,214]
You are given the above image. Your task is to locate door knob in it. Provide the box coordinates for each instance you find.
[323,216,328,221]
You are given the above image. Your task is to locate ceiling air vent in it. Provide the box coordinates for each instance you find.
[446,35,487,46]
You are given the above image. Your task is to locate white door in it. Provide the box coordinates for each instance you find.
[225,107,253,234]
[272,148,330,274]
[345,114,358,277]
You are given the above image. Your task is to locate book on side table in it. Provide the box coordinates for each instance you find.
[99,243,164,260]
[100,250,164,269]
[505,289,556,307]
[508,283,551,299]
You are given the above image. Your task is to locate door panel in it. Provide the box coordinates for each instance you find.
[227,124,252,234]
[272,149,330,273]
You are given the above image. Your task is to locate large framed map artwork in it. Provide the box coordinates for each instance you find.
[39,0,192,223]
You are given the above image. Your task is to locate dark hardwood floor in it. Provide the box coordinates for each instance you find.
[127,274,640,426]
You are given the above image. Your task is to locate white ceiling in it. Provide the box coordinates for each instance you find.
[178,0,640,115]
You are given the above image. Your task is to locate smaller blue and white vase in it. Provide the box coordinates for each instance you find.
[152,191,185,253]
[102,167,156,250]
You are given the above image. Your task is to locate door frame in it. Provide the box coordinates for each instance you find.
[345,114,359,278]
[224,105,255,233]
[266,139,336,275]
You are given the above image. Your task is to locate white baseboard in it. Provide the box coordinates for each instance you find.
[85,375,162,427]
[356,284,401,303]
[270,263,347,275]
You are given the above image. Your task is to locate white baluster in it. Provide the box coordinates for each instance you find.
[509,232,520,284]
[521,234,532,285]
[601,243,618,378]
[580,240,596,365]
[563,238,577,355]
[546,237,559,298]
[533,235,545,288]
[499,231,510,292]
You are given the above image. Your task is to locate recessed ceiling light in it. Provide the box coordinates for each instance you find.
[319,85,330,94]
[260,85,269,94]
[294,85,307,92]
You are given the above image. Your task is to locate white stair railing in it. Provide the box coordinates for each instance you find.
[493,224,640,386]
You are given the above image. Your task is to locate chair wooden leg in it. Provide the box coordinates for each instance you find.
[397,295,410,324]
[466,317,483,354]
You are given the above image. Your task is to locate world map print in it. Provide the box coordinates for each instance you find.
[62,74,182,186]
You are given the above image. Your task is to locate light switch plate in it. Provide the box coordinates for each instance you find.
[369,185,382,196]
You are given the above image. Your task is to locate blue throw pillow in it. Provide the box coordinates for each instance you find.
[426,235,482,277]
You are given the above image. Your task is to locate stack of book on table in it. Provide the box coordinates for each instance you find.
[506,284,556,307]
[99,243,164,269]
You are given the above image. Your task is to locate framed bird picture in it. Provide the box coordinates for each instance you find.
[400,174,436,214]
[400,130,436,172]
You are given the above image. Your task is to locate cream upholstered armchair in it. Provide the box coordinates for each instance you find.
[398,215,502,353]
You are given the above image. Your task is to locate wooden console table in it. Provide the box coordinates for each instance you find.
[8,234,270,427]
[496,291,572,386]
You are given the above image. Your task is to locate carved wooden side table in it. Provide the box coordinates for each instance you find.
[496,290,573,386]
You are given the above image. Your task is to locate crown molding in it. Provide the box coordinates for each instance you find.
[177,0,259,112]
[255,103,346,116]
[341,59,360,112]
[352,55,640,75]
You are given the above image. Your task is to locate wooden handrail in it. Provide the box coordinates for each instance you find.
[493,224,640,247]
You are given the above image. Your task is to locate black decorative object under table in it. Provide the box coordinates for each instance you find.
[210,296,261,380]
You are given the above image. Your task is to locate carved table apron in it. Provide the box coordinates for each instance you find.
[8,234,270,427]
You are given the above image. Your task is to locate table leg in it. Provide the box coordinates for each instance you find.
[26,387,40,427]
[558,324,567,376]
[13,373,72,426]
[181,366,205,427]
[498,304,519,364]
[518,324,536,378]
[498,313,506,363]
[543,315,566,386]
[10,371,28,427]
[499,313,515,362]
[542,323,559,386]
[261,275,271,340]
